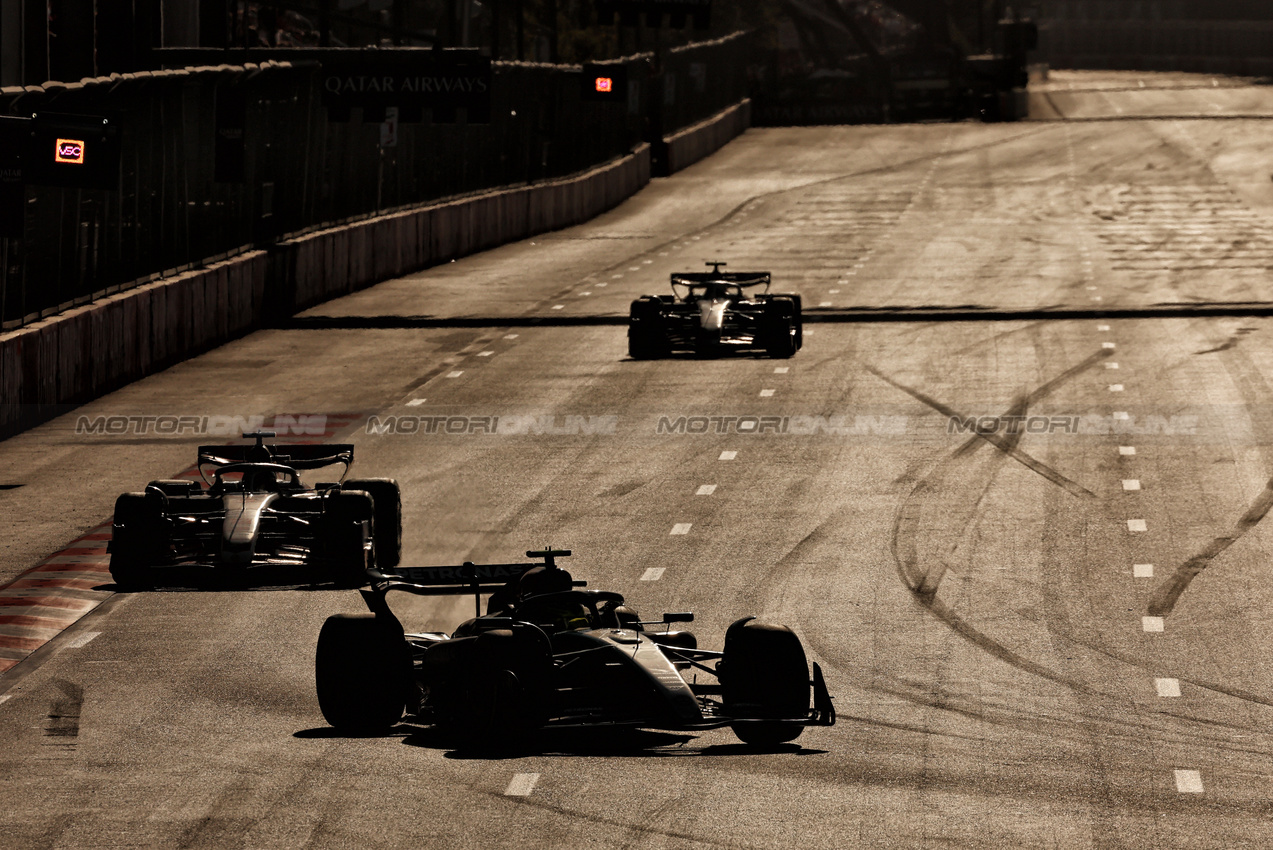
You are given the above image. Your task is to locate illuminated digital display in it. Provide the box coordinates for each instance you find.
[594,77,613,93]
[55,138,85,165]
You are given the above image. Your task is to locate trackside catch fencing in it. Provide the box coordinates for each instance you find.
[0,32,752,329]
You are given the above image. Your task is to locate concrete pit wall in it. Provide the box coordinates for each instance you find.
[1,98,751,439]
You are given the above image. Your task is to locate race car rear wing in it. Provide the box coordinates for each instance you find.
[197,442,355,470]
[670,271,771,288]
[362,549,583,618]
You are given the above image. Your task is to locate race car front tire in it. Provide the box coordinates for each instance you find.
[719,616,810,746]
[321,490,374,585]
[316,614,411,732]
[109,491,169,589]
[343,478,402,569]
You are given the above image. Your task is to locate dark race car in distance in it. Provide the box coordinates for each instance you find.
[108,431,401,589]
[315,549,835,749]
[628,262,803,359]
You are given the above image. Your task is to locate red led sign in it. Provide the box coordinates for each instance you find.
[55,138,85,165]
[594,77,614,93]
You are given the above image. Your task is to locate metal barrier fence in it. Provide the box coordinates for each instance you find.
[0,32,749,329]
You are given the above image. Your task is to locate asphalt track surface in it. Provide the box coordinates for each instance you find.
[6,70,1273,847]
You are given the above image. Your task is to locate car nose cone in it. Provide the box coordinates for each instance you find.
[698,298,729,331]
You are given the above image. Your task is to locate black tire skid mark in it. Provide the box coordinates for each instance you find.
[1147,481,1273,618]
[1148,340,1273,618]
[865,353,1106,502]
[872,351,1112,697]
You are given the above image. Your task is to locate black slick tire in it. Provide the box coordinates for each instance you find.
[315,614,411,732]
[109,491,167,589]
[719,616,810,746]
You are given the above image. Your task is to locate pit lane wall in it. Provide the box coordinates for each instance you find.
[0,99,750,439]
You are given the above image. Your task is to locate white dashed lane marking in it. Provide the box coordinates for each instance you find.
[1098,324,1111,331]
[406,398,427,407]
[1102,342,1116,349]
[1120,446,1136,456]
[63,631,100,649]
[477,351,494,357]
[696,484,716,495]
[719,451,737,460]
[0,695,10,706]
[1175,770,1204,794]
[505,773,540,796]
[773,367,789,374]
[1113,411,1129,420]
[1106,362,1119,369]
[670,523,692,535]
[504,334,519,339]
[819,301,832,307]
[641,568,665,582]
[1109,384,1124,392]
[1143,616,1165,632]
[1127,519,1148,532]
[759,389,775,397]
[551,305,564,310]
[446,371,464,379]
[1122,480,1141,491]
[1156,678,1182,697]
[1134,563,1155,578]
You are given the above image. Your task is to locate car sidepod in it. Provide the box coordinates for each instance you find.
[552,629,703,727]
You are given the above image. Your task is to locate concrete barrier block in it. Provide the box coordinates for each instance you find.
[120,292,141,383]
[431,204,453,262]
[88,301,110,395]
[146,283,167,370]
[331,230,350,298]
[230,259,252,334]
[248,251,267,325]
[55,305,92,405]
[106,296,128,389]
[166,272,191,363]
[348,223,369,290]
[19,324,52,423]
[0,331,22,436]
[133,285,153,377]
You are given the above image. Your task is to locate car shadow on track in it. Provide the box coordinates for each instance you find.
[98,580,359,593]
[292,724,826,759]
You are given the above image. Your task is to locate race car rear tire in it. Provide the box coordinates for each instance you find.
[628,298,669,360]
[719,616,810,746]
[321,490,374,585]
[763,299,799,359]
[343,478,402,569]
[315,614,411,732]
[109,491,168,589]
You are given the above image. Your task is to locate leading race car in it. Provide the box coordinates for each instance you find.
[628,262,803,359]
[315,549,835,748]
[108,431,401,589]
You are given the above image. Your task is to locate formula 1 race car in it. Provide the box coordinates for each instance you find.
[315,549,835,748]
[628,262,803,359]
[108,431,401,588]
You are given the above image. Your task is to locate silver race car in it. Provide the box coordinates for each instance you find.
[108,431,401,588]
[315,549,835,748]
[628,262,803,359]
